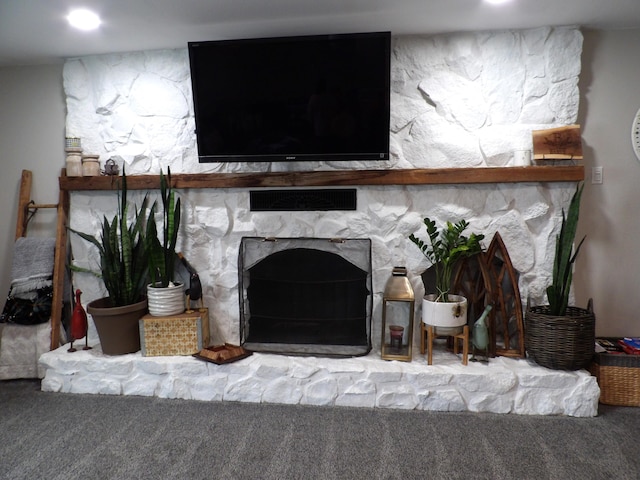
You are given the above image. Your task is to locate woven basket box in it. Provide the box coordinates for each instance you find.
[591,350,640,406]
[139,309,210,356]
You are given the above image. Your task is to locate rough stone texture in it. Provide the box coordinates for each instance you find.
[63,27,583,308]
[53,27,591,412]
[39,344,599,417]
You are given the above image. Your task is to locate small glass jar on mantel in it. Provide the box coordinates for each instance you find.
[65,137,83,177]
[381,266,415,362]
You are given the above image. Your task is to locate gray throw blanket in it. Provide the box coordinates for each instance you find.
[9,237,56,299]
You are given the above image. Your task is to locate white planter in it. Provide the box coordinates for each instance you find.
[422,294,467,333]
[147,282,185,317]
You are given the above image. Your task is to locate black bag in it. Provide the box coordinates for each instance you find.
[0,286,53,325]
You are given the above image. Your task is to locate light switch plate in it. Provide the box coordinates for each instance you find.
[592,166,603,184]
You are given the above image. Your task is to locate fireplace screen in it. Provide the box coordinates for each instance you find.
[239,237,372,357]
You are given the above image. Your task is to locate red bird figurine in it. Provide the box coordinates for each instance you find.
[68,289,91,352]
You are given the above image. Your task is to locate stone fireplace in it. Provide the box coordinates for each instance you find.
[65,27,583,360]
[37,26,602,416]
[239,237,372,357]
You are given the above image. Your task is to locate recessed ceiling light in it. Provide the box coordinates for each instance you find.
[485,0,513,4]
[67,9,101,31]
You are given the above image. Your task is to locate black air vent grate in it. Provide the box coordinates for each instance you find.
[250,189,357,211]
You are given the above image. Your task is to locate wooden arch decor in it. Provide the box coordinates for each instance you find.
[484,232,526,358]
[452,254,495,356]
[449,232,526,358]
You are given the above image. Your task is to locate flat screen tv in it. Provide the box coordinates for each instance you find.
[188,32,391,163]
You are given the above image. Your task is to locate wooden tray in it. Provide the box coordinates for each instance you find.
[193,344,252,364]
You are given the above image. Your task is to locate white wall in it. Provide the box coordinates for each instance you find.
[0,65,65,307]
[576,28,640,336]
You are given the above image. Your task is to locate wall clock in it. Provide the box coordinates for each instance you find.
[633,107,640,162]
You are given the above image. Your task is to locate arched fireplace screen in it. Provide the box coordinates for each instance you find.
[238,237,372,357]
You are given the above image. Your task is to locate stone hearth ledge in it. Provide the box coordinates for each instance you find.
[39,343,600,417]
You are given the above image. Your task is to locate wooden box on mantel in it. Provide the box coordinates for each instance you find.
[139,309,210,356]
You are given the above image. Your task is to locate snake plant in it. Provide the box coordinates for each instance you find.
[410,218,484,302]
[70,166,149,307]
[145,168,181,288]
[546,183,585,316]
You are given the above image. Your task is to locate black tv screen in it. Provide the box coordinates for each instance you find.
[188,32,391,163]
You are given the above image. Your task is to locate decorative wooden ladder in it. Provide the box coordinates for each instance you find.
[15,169,69,350]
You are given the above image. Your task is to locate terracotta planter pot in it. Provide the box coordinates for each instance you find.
[87,297,148,355]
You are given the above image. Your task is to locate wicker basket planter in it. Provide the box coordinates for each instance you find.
[591,351,640,406]
[525,299,595,370]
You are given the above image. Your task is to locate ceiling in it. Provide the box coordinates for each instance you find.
[1,0,640,66]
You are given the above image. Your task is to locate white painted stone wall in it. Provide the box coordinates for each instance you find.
[64,27,582,349]
[40,344,600,417]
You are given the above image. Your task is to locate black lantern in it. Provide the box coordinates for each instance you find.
[381,267,415,361]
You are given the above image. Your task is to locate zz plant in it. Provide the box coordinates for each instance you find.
[546,183,585,316]
[410,218,484,302]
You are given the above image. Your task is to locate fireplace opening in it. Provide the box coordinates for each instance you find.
[239,237,372,357]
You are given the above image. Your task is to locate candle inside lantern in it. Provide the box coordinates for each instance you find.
[389,325,404,350]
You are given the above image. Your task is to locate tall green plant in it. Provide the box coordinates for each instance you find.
[546,183,585,316]
[70,167,149,307]
[145,168,181,288]
[410,218,484,302]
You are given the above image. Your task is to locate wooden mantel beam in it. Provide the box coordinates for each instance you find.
[59,166,584,191]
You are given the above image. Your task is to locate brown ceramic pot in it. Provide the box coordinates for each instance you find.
[87,297,148,355]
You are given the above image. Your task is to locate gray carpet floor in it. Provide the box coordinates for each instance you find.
[1,379,639,480]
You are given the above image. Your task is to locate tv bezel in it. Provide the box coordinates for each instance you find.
[188,31,391,163]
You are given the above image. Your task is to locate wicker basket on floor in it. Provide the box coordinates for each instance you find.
[591,351,640,406]
[525,299,595,370]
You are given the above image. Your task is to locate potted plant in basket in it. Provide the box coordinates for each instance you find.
[525,183,595,370]
[410,218,484,333]
[144,168,184,316]
[70,166,150,354]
